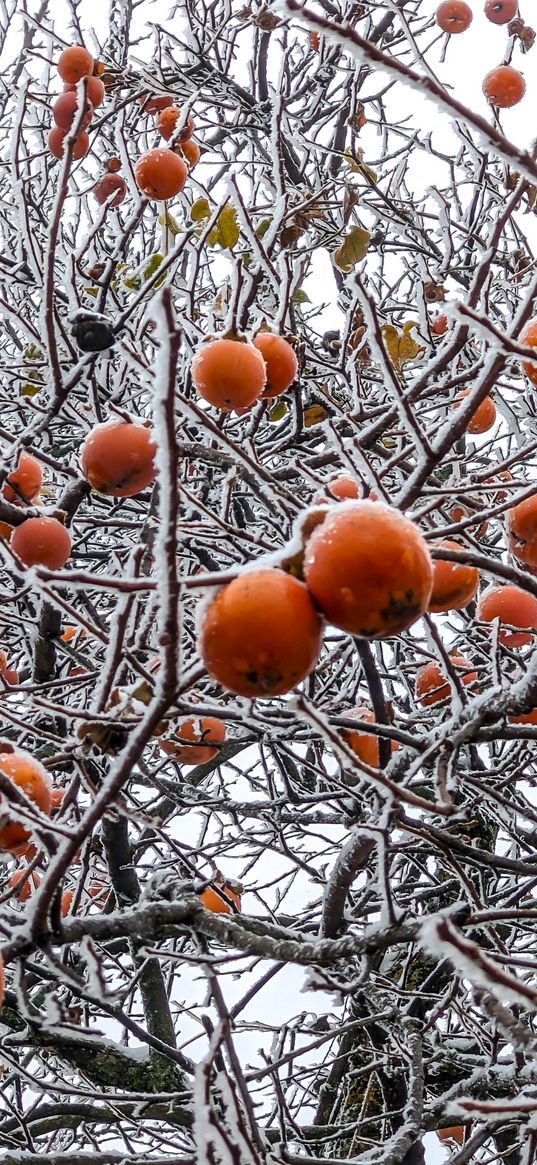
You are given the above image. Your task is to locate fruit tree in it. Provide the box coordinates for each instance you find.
[1,1,537,1163]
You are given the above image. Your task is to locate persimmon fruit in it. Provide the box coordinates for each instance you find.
[200,882,242,914]
[2,451,43,505]
[436,1127,465,1146]
[61,889,73,917]
[50,787,66,811]
[509,707,537,726]
[309,30,321,51]
[436,1,473,32]
[253,333,298,398]
[57,45,94,84]
[341,707,398,768]
[477,584,537,647]
[134,148,188,200]
[429,541,479,612]
[93,173,127,206]
[454,392,496,435]
[64,75,105,107]
[197,568,323,697]
[156,106,194,142]
[484,0,518,23]
[303,501,433,639]
[192,338,267,411]
[507,493,537,573]
[0,750,52,854]
[177,138,200,169]
[432,313,448,336]
[160,717,226,765]
[81,419,157,497]
[416,655,477,707]
[483,65,526,108]
[47,127,89,160]
[519,318,537,386]
[52,91,93,133]
[327,475,360,501]
[139,92,174,113]
[9,869,41,902]
[11,516,71,570]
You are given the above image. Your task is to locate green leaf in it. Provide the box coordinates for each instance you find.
[292,288,310,304]
[216,205,240,250]
[268,400,288,422]
[142,253,164,281]
[190,198,211,222]
[256,218,271,238]
[333,226,370,272]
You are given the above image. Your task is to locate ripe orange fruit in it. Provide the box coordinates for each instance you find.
[197,568,323,697]
[484,0,518,23]
[105,156,122,172]
[448,503,488,541]
[2,451,43,505]
[61,889,73,916]
[139,92,174,113]
[327,475,360,501]
[9,868,41,902]
[340,706,398,767]
[428,540,479,612]
[436,1127,465,1146]
[50,787,66,811]
[432,313,448,335]
[509,707,537,725]
[1,662,19,687]
[47,127,89,160]
[64,75,105,107]
[309,30,321,51]
[156,106,194,142]
[57,45,94,84]
[11,516,71,570]
[177,138,200,169]
[303,502,433,639]
[80,419,157,497]
[52,91,93,133]
[483,64,526,108]
[436,1,473,32]
[507,494,537,573]
[191,338,267,411]
[0,522,12,541]
[200,882,242,914]
[477,584,537,647]
[416,655,477,706]
[252,333,298,398]
[0,750,52,854]
[454,392,496,435]
[134,148,188,200]
[519,318,537,386]
[160,717,226,764]
[93,173,126,206]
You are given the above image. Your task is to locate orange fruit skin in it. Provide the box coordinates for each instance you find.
[93,173,126,206]
[327,475,360,501]
[50,787,66,811]
[454,392,496,435]
[303,502,433,639]
[416,655,477,707]
[139,93,174,113]
[52,92,93,133]
[510,707,537,725]
[61,889,73,917]
[156,106,194,142]
[2,451,43,505]
[11,516,71,570]
[64,76,105,107]
[134,148,188,200]
[520,318,537,386]
[57,45,94,84]
[200,884,242,914]
[428,540,479,613]
[9,869,41,902]
[0,522,12,541]
[477,584,537,648]
[253,334,298,398]
[432,313,448,335]
[507,494,537,572]
[436,1127,465,1146]
[177,139,200,169]
[47,127,89,160]
[485,0,518,22]
[483,65,526,108]
[1,666,19,687]
[198,568,323,697]
[341,706,398,767]
[436,1,473,32]
[81,420,157,497]
[449,503,488,540]
[160,716,226,764]
[0,751,52,854]
[192,339,267,411]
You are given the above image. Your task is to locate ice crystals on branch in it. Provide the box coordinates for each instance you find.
[70,309,116,353]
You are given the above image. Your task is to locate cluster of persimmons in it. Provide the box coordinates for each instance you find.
[47,44,198,202]
[436,1,528,108]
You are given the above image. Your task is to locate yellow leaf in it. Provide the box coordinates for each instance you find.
[344,149,377,184]
[333,226,370,272]
[158,211,181,236]
[381,321,423,372]
[304,404,329,427]
[190,198,211,222]
[216,205,240,250]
